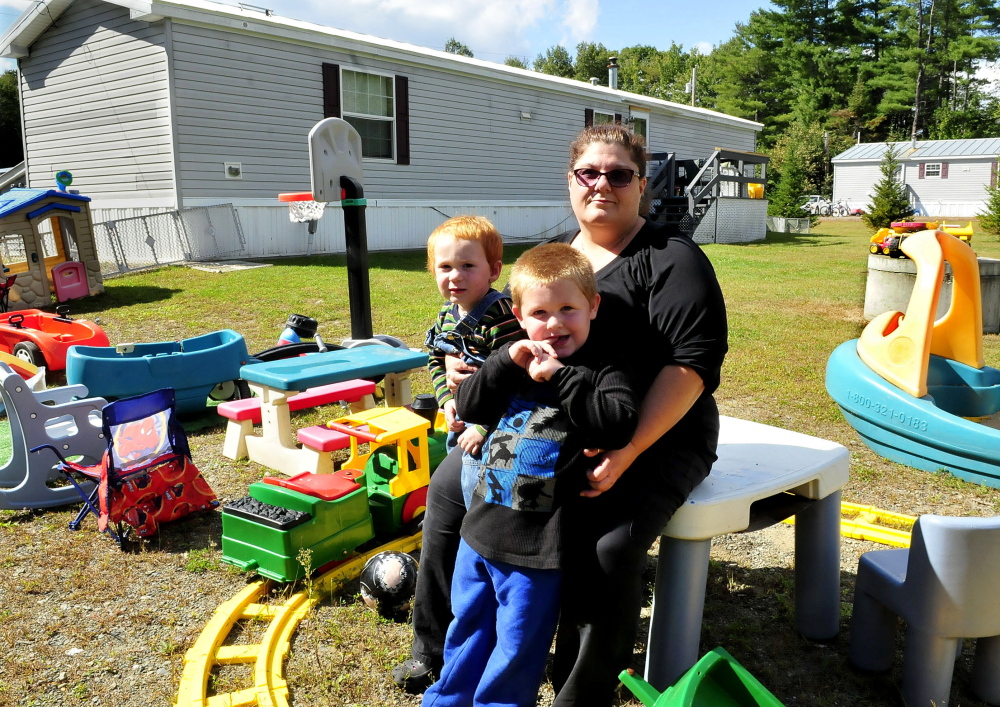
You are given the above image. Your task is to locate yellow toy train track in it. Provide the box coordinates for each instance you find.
[175,533,422,707]
[784,502,915,548]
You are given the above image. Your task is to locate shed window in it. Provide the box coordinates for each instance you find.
[342,70,395,160]
[924,163,942,178]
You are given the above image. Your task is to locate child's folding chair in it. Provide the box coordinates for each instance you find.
[33,388,219,547]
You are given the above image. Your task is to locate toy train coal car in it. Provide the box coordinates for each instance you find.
[221,405,446,582]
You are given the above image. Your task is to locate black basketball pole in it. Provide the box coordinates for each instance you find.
[340,175,373,340]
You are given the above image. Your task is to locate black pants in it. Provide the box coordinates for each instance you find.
[410,446,707,706]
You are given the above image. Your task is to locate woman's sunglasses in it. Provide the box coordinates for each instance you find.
[573,168,638,188]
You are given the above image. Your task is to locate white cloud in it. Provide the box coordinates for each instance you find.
[692,41,713,56]
[559,0,599,47]
[267,0,561,61]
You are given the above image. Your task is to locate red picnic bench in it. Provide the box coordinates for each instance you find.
[218,379,376,463]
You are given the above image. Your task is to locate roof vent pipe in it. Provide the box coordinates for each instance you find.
[607,57,618,90]
[590,77,600,86]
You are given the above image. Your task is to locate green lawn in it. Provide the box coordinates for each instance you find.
[2,217,999,706]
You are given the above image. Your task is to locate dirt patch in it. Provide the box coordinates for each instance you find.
[1,406,998,706]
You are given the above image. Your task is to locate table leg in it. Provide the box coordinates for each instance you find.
[244,384,303,476]
[644,536,712,690]
[794,489,841,641]
[382,372,412,408]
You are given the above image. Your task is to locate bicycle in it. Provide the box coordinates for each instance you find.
[833,200,851,217]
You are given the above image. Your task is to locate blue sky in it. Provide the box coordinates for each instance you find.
[1,0,764,73]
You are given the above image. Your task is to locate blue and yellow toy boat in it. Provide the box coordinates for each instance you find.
[827,230,1000,488]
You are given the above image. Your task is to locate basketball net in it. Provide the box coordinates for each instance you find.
[288,199,326,224]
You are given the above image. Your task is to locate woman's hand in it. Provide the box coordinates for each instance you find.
[581,442,639,497]
[444,354,477,393]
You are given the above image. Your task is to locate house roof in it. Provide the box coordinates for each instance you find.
[833,138,1000,163]
[0,0,763,133]
[0,189,91,219]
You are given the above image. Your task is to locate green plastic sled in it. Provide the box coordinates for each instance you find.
[620,647,786,706]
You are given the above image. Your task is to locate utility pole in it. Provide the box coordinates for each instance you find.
[690,65,697,106]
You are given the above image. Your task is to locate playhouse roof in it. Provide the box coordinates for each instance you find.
[0,0,763,133]
[0,189,91,219]
[833,137,1000,163]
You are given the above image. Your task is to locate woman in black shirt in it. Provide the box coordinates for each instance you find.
[395,125,728,706]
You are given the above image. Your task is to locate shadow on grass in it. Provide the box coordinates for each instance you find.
[719,231,853,248]
[65,285,183,313]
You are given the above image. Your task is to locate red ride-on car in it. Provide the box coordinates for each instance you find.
[0,306,109,371]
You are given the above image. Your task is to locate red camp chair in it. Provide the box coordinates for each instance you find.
[0,274,17,313]
[32,388,218,547]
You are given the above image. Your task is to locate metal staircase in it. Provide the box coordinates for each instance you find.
[646,149,769,234]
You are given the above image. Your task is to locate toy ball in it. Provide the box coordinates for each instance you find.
[359,552,418,615]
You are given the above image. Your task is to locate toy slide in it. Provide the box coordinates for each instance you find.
[827,230,1000,488]
[619,647,785,706]
[783,502,915,548]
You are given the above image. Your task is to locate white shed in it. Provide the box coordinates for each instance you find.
[1,0,764,263]
[832,138,1000,219]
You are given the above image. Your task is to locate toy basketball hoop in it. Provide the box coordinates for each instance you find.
[278,191,326,224]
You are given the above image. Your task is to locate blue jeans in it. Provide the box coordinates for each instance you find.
[421,540,561,707]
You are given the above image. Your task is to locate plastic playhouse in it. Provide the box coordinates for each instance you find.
[0,180,104,308]
[828,228,1000,487]
[66,329,251,416]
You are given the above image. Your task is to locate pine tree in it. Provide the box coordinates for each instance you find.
[861,143,914,231]
[979,166,1000,237]
[767,138,812,219]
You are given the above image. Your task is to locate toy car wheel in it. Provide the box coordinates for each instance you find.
[882,247,891,255]
[209,379,252,402]
[12,342,45,369]
[870,245,879,254]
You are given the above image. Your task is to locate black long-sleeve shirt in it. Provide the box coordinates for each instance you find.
[454,340,637,570]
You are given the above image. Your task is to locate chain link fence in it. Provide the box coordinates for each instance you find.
[93,204,247,276]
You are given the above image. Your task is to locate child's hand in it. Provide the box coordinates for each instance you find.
[457,427,486,455]
[527,353,563,382]
[444,355,477,393]
[443,400,465,432]
[508,341,559,373]
[511,341,562,382]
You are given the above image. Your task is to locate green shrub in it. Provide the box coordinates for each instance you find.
[979,167,1000,237]
[861,143,914,232]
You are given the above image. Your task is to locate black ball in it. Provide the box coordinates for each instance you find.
[359,552,418,615]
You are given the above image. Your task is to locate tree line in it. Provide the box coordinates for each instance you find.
[447,0,1000,204]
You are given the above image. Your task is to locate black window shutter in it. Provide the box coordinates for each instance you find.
[585,109,593,127]
[614,113,622,125]
[940,162,948,179]
[395,75,410,165]
[918,163,925,179]
[323,63,341,118]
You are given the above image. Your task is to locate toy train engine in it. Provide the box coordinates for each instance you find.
[220,403,447,582]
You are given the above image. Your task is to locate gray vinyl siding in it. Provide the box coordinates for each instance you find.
[18,0,173,200]
[908,159,994,202]
[646,112,755,160]
[168,23,758,202]
[834,159,994,205]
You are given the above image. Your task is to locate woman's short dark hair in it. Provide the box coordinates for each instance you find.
[568,125,647,176]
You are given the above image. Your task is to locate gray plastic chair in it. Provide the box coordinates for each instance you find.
[848,514,1000,706]
[0,363,108,510]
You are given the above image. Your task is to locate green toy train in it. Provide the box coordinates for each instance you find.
[221,403,446,582]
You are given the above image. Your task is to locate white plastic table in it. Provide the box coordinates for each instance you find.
[644,416,850,689]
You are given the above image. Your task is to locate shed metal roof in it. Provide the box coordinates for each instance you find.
[0,189,90,219]
[0,0,763,132]
[833,138,1000,162]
